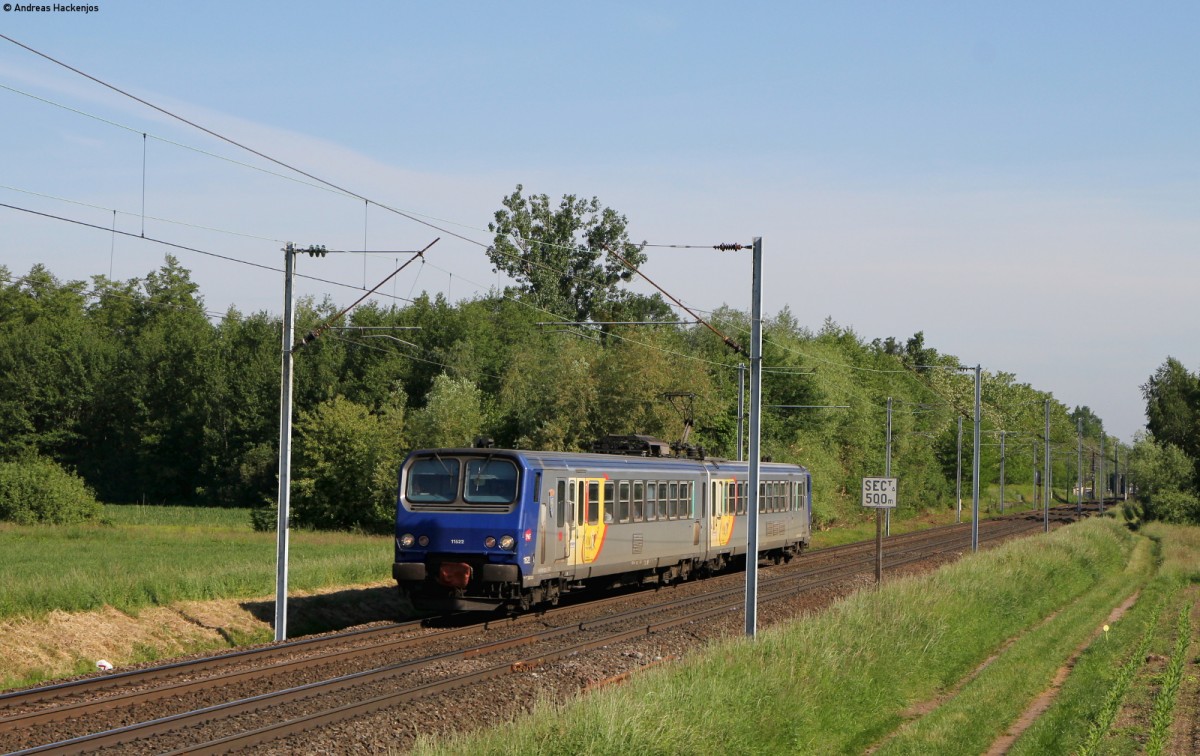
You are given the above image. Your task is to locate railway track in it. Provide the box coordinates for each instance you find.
[1,508,1083,754]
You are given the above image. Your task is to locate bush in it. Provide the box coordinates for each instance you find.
[286,395,405,533]
[1144,488,1200,525]
[0,457,102,524]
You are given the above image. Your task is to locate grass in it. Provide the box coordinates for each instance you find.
[1146,603,1191,755]
[1007,522,1200,754]
[0,503,392,619]
[875,536,1155,755]
[417,516,1141,755]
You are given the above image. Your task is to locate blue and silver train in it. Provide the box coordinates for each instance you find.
[393,437,812,611]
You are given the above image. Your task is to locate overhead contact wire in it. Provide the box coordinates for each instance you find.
[0,33,481,249]
[602,243,745,355]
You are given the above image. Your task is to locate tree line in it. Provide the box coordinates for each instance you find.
[0,186,1148,530]
[1128,358,1200,525]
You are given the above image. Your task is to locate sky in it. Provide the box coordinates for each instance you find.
[1,1,1197,444]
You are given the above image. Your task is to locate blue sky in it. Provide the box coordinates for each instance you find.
[2,2,1197,443]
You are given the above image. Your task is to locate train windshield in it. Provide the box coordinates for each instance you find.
[406,457,460,503]
[463,457,519,504]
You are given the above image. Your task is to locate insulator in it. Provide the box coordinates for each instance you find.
[713,243,746,251]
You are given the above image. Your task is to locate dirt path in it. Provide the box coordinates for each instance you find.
[984,590,1142,755]
[862,608,1065,755]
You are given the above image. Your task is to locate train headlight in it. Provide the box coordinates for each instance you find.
[499,535,516,551]
[399,533,415,549]
[417,535,429,547]
[484,536,497,548]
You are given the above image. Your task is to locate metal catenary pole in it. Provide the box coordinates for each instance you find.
[885,397,892,537]
[274,243,296,641]
[1099,432,1105,514]
[1077,418,1083,516]
[955,416,963,523]
[1108,446,1118,501]
[1043,399,1051,532]
[745,237,763,638]
[971,365,981,552]
[999,431,1006,514]
[1032,441,1038,508]
[737,362,746,462]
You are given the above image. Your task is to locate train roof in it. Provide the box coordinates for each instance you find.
[403,447,808,475]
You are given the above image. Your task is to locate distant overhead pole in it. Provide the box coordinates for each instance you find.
[1077,418,1083,517]
[737,363,746,462]
[1099,432,1105,515]
[999,431,1006,514]
[1043,399,1051,533]
[956,416,963,523]
[885,397,893,537]
[970,365,981,552]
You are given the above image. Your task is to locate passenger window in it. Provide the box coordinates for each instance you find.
[533,473,541,504]
[633,482,644,521]
[618,481,630,523]
[556,481,566,527]
[658,483,669,519]
[680,482,692,518]
[646,481,657,522]
[588,482,600,524]
[604,481,615,523]
[669,482,679,519]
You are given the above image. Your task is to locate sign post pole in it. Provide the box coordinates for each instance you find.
[862,477,897,586]
[875,508,883,585]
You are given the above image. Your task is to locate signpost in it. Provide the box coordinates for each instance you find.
[862,477,897,585]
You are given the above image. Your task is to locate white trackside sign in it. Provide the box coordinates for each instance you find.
[862,477,898,508]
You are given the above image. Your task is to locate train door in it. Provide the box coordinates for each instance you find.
[709,478,735,548]
[548,478,570,566]
[573,477,608,566]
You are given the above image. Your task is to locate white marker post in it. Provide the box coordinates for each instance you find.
[862,477,898,585]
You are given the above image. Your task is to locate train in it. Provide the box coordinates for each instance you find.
[392,435,812,612]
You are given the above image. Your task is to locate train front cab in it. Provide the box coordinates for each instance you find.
[393,450,539,611]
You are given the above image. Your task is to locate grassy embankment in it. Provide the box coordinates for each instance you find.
[0,504,393,689]
[420,513,1199,755]
[0,504,391,619]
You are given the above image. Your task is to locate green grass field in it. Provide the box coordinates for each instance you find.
[0,504,392,619]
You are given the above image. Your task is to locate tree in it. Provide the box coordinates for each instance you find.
[1069,405,1105,439]
[1128,433,1200,524]
[487,184,650,322]
[408,374,485,449]
[289,394,406,532]
[1142,358,1200,470]
[0,265,109,466]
